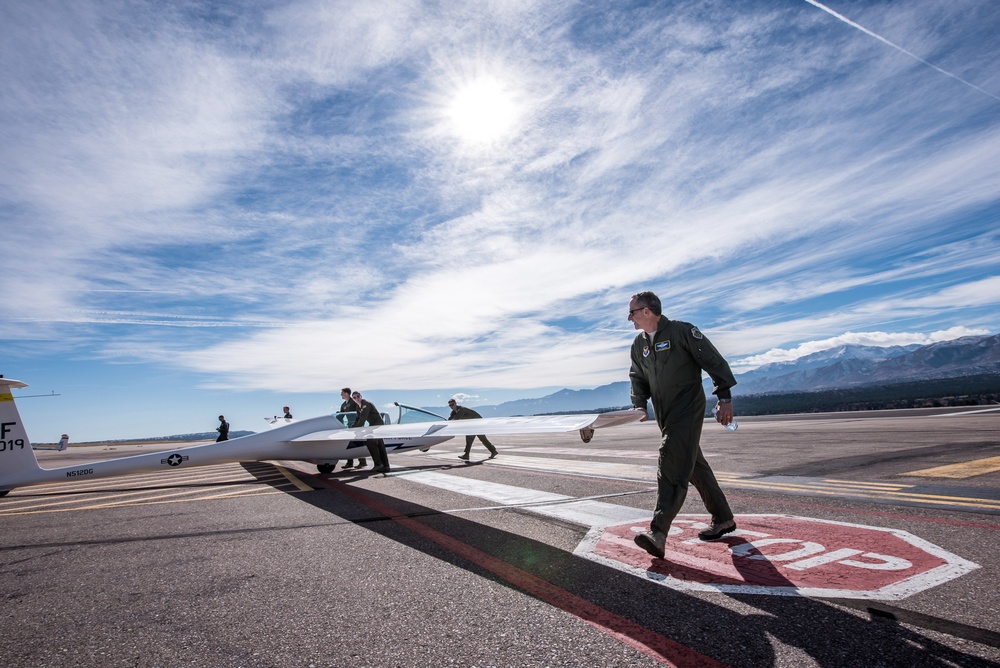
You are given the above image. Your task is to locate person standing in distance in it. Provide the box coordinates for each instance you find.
[448,399,498,460]
[352,392,390,474]
[627,290,738,559]
[282,406,293,419]
[338,388,366,470]
[216,415,230,442]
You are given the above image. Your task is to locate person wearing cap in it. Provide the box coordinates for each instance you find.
[338,388,366,470]
[216,415,230,442]
[351,392,390,474]
[627,290,738,559]
[448,399,498,460]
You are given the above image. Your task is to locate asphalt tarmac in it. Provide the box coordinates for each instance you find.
[2,407,999,666]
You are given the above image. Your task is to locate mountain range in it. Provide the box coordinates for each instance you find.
[442,334,1000,417]
[732,334,1000,394]
[86,334,998,442]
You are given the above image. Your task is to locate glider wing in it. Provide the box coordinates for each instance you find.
[290,410,641,442]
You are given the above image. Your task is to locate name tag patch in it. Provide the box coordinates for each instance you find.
[655,341,671,352]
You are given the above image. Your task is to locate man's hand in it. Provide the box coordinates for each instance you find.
[633,406,649,422]
[714,401,734,426]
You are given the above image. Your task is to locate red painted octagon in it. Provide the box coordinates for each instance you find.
[576,514,979,600]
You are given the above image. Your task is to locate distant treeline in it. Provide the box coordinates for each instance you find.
[540,374,1000,418]
[731,374,1000,416]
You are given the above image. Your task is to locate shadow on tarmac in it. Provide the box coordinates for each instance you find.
[291,471,999,667]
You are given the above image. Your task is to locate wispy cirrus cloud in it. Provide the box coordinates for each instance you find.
[2,0,998,410]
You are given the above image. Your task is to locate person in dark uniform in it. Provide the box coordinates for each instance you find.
[338,388,366,470]
[448,399,498,460]
[282,406,293,419]
[216,415,230,442]
[627,290,738,559]
[352,392,390,474]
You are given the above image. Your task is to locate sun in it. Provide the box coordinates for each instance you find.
[445,76,520,145]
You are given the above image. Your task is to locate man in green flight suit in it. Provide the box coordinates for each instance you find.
[628,290,738,559]
[448,398,499,460]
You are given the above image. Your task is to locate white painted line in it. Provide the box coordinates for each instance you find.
[931,406,1000,416]
[505,447,660,459]
[425,452,662,481]
[405,471,649,527]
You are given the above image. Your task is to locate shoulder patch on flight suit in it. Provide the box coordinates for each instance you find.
[655,341,670,352]
[642,345,650,357]
[691,326,703,340]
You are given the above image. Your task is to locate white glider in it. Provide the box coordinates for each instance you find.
[0,377,640,495]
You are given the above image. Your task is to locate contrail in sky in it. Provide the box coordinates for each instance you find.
[804,0,1000,103]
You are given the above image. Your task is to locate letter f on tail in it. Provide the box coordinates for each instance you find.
[0,378,43,495]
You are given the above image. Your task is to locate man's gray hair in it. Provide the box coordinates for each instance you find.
[631,291,662,316]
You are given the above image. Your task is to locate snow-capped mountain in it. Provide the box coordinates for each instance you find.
[442,334,1000,415]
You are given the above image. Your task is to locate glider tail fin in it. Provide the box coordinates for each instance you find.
[0,377,41,493]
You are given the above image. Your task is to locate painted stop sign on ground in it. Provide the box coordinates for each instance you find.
[576,514,979,600]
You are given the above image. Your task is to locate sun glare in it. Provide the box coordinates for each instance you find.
[445,77,519,145]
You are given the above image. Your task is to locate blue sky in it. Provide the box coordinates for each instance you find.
[2,0,998,442]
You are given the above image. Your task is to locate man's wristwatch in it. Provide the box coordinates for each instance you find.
[718,398,732,404]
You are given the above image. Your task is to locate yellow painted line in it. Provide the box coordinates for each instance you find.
[428,452,755,481]
[821,479,913,490]
[815,484,912,493]
[877,489,1000,507]
[728,480,860,495]
[0,472,296,517]
[274,465,314,492]
[12,463,288,497]
[477,454,659,479]
[3,466,271,503]
[0,471,305,516]
[0,483,302,516]
[17,466,257,495]
[113,486,295,506]
[2,488,291,516]
[877,495,1000,511]
[707,474,999,511]
[0,486,193,514]
[902,456,1000,479]
[724,480,1000,511]
[506,447,660,459]
[2,485,247,515]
